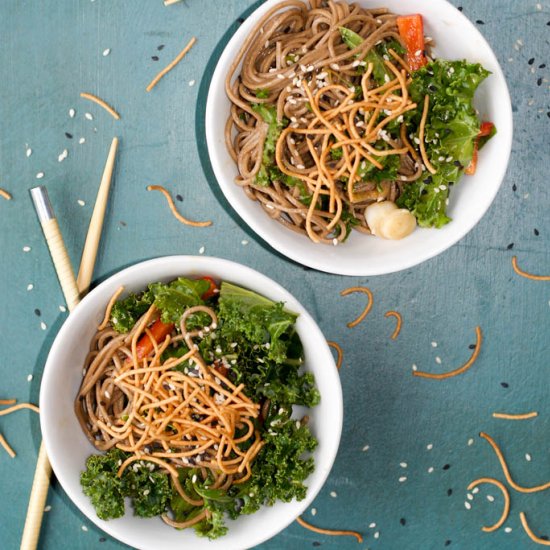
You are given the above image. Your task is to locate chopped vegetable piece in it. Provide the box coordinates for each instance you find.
[396,14,427,71]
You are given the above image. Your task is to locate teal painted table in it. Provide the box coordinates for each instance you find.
[0,1,548,548]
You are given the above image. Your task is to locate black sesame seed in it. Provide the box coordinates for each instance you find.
[540,536,549,541]
[476,20,485,25]
[453,160,462,167]
[507,243,514,250]
[547,21,550,26]
[176,194,183,202]
[423,176,433,184]
[443,464,451,470]
[547,112,550,118]
[65,132,73,139]
[400,518,407,526]
[469,344,476,349]
[152,55,159,61]
[119,220,127,227]
[447,488,453,496]
[534,228,540,236]
[157,44,165,51]
[539,63,546,68]
[445,541,452,547]
[458,6,463,11]
[501,382,509,388]
[237,17,245,24]
[34,308,41,317]
[537,77,543,86]
[99,538,106,543]
[528,58,535,65]
[512,184,517,191]
[312,542,321,547]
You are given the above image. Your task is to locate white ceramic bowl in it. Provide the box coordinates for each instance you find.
[206,0,512,276]
[40,256,342,550]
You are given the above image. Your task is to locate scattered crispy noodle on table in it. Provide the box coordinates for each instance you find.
[327,341,343,370]
[384,310,402,340]
[340,287,373,328]
[413,326,482,379]
[519,512,550,546]
[296,516,363,543]
[512,256,550,281]
[146,185,212,227]
[467,477,510,533]
[80,92,121,120]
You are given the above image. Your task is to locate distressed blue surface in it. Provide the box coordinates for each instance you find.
[0,1,548,549]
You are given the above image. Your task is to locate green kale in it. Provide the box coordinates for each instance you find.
[252,103,287,186]
[268,166,312,205]
[149,277,209,325]
[110,289,154,333]
[358,149,400,184]
[218,282,297,365]
[255,88,270,99]
[81,449,171,520]
[81,449,128,520]
[398,59,492,227]
[339,27,394,85]
[228,419,318,516]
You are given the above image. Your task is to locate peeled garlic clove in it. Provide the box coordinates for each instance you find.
[364,201,397,235]
[378,208,417,240]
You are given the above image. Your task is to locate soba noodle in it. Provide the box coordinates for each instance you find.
[225,0,426,243]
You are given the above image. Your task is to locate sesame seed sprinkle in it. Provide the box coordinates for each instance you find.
[77,199,86,206]
[44,505,51,512]
[464,502,471,510]
[59,305,67,312]
[188,80,196,86]
[27,284,33,291]
[26,147,32,157]
[69,108,75,118]
[40,322,47,330]
[85,113,93,120]
[23,246,31,252]
[102,48,111,56]
[36,172,44,179]
[311,508,317,516]
[398,476,407,483]
[525,453,532,461]
[330,491,337,497]
[82,525,88,532]
[362,445,370,452]
[27,374,33,382]
[428,467,434,473]
[504,527,512,533]
[400,462,408,468]
[487,495,494,502]
[79,137,86,144]
[374,532,380,539]
[426,443,433,450]
[369,522,376,528]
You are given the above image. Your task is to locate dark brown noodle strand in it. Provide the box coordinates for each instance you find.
[296,516,363,543]
[512,256,550,281]
[467,478,510,533]
[384,310,402,340]
[413,326,482,379]
[146,185,212,227]
[519,512,550,546]
[340,287,373,328]
[327,341,343,370]
[225,1,427,243]
[479,432,550,493]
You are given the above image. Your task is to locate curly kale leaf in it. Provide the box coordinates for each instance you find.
[81,449,171,520]
[110,290,154,333]
[81,449,128,520]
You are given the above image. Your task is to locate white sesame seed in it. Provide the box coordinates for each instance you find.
[27,284,34,291]
[36,172,44,179]
[104,390,110,399]
[44,505,51,512]
[79,137,86,144]
[428,467,434,473]
[412,364,418,371]
[85,113,93,120]
[102,48,111,56]
[369,522,376,529]
[467,493,473,501]
[362,445,370,452]
[26,147,32,157]
[400,462,407,468]
[472,487,479,494]
[59,305,67,312]
[468,438,474,446]
[330,491,337,497]
[525,453,532,462]
[426,443,433,450]
[374,532,380,539]
[431,341,437,347]
[69,108,76,118]
[464,502,471,510]
[536,3,542,10]
[486,495,495,502]
[199,246,205,254]
[81,525,88,532]
[23,246,31,252]
[435,356,442,364]
[77,199,86,206]
[241,239,248,245]
[296,164,305,170]
[332,238,338,246]
[40,322,47,330]
[58,149,68,162]
[504,527,512,533]
[398,476,407,483]
[27,374,33,382]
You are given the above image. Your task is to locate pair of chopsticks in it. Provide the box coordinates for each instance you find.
[21,137,119,550]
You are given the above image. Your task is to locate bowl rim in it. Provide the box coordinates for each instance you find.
[40,255,343,550]
[205,0,513,276]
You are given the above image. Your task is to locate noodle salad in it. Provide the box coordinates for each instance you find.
[225,0,496,243]
[75,277,319,539]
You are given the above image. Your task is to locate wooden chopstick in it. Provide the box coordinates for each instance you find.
[23,140,118,550]
[77,137,119,294]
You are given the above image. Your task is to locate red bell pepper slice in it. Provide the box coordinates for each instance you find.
[465,122,495,175]
[397,14,428,72]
